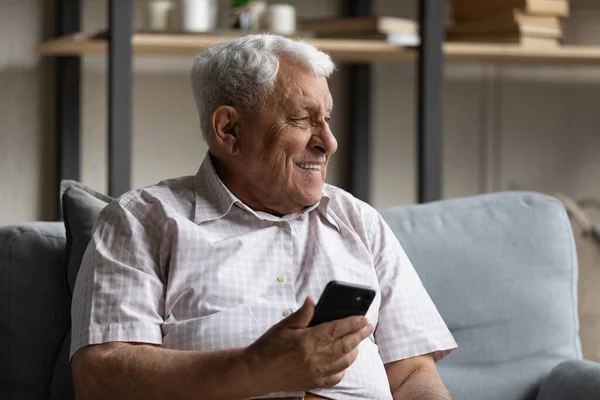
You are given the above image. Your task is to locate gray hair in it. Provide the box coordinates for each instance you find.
[191,34,335,143]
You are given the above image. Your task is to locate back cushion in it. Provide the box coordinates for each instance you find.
[61,180,113,295]
[380,192,581,400]
[0,223,70,399]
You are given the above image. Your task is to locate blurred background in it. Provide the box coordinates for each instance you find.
[1,0,599,224]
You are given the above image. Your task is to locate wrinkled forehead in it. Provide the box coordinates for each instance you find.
[273,60,334,111]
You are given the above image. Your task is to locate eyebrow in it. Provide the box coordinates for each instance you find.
[301,103,334,113]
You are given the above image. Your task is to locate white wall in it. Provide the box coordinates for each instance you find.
[1,0,600,223]
[371,0,600,207]
[0,0,55,223]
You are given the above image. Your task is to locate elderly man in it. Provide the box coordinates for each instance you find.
[71,35,456,400]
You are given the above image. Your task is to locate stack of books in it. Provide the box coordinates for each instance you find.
[298,16,420,47]
[448,0,571,47]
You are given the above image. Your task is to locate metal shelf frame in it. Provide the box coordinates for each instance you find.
[53,0,444,206]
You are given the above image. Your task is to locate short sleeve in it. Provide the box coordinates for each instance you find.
[70,201,165,359]
[369,212,457,364]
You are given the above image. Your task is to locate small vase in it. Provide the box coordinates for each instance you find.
[180,0,218,32]
[146,0,175,32]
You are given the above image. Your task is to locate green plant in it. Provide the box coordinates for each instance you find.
[232,0,252,6]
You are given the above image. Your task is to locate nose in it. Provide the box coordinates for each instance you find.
[309,119,338,155]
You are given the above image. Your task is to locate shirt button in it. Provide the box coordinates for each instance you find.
[282,308,293,317]
[298,213,306,220]
[277,275,286,283]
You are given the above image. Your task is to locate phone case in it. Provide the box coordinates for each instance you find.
[308,280,375,327]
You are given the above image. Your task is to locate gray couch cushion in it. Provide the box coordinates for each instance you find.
[536,359,600,400]
[0,222,70,399]
[61,180,113,294]
[49,327,74,400]
[381,192,581,400]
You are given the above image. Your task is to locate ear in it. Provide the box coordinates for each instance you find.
[211,105,241,155]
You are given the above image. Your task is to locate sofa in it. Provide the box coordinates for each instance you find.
[1,188,599,399]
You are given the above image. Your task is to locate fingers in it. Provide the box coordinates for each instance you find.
[323,347,359,376]
[281,297,315,329]
[319,371,346,388]
[308,322,371,376]
[313,347,360,388]
[315,315,370,339]
[334,323,373,355]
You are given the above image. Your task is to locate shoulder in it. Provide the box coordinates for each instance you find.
[322,183,380,231]
[107,175,196,224]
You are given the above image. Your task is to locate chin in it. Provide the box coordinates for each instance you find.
[299,190,323,206]
[292,179,324,206]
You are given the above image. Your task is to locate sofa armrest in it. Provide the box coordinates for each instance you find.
[536,360,600,400]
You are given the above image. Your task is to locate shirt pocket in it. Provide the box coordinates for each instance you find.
[162,301,263,351]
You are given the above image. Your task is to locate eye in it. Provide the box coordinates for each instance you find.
[324,116,331,122]
[292,116,310,122]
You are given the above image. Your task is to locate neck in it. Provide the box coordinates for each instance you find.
[208,152,302,217]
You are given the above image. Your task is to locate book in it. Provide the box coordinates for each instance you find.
[452,0,570,21]
[447,15,562,38]
[512,11,564,28]
[298,16,418,36]
[447,32,560,48]
[316,31,420,47]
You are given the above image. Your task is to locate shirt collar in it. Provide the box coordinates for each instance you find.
[193,153,340,231]
[316,187,340,231]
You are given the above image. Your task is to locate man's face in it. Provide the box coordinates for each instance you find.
[232,59,337,215]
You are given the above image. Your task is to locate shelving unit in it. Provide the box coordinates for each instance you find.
[42,0,600,208]
[43,0,600,207]
[46,0,450,205]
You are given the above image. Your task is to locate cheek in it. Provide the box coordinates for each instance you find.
[259,124,289,155]
[263,130,307,165]
[251,140,292,180]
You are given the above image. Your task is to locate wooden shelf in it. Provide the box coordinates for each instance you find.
[38,33,413,62]
[445,42,600,65]
[39,33,600,65]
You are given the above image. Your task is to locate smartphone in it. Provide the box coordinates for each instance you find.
[308,280,376,327]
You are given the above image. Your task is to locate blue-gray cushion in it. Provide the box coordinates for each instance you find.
[380,192,581,400]
[0,222,70,399]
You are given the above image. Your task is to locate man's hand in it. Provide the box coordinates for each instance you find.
[244,297,374,394]
[71,298,372,400]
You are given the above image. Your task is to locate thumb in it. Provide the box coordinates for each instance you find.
[282,296,315,329]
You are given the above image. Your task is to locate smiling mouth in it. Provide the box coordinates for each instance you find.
[295,163,322,171]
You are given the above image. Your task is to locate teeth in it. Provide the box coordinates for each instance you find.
[297,163,321,171]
